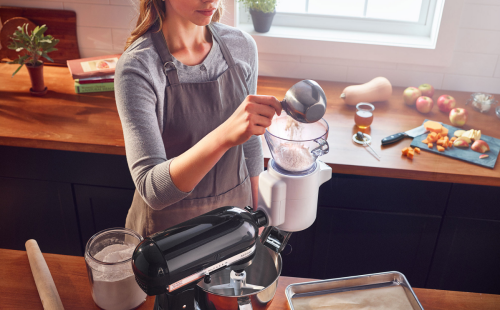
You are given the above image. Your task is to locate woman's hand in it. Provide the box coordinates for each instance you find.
[219,95,282,148]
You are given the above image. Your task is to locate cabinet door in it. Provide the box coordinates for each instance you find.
[308,207,441,288]
[427,217,500,294]
[0,177,81,256]
[74,185,135,253]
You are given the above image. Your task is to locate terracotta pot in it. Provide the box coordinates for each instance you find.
[26,61,47,96]
[249,8,276,33]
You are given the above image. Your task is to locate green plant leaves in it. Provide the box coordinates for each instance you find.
[7,23,59,77]
[239,0,277,13]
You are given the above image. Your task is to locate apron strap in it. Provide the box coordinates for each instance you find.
[150,22,180,86]
[208,23,236,68]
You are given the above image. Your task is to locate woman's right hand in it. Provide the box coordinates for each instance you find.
[219,95,282,148]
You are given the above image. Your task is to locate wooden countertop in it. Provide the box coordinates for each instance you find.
[1,248,499,310]
[1,63,500,186]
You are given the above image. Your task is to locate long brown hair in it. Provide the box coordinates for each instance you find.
[124,0,224,51]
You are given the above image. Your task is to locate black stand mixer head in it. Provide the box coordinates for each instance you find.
[131,206,285,310]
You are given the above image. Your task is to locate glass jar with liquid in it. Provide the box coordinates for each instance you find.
[355,103,375,129]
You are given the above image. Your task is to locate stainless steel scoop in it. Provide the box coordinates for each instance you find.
[281,80,327,123]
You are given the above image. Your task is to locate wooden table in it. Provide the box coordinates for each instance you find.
[1,248,499,310]
[1,63,500,186]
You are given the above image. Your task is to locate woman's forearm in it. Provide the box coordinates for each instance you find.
[169,126,231,192]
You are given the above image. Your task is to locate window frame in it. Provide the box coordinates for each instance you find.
[232,0,464,67]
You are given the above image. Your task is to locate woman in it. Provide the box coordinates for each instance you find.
[115,0,281,237]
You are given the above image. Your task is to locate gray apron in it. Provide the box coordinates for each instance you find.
[125,23,253,237]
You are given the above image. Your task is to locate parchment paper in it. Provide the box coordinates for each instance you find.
[291,285,414,310]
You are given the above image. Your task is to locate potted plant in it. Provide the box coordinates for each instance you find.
[8,23,59,96]
[239,0,278,33]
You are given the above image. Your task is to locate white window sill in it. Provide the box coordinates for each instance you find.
[238,23,436,50]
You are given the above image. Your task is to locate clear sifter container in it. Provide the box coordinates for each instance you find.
[85,228,146,310]
[265,114,329,174]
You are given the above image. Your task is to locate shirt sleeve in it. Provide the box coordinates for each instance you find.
[242,33,264,177]
[115,54,191,210]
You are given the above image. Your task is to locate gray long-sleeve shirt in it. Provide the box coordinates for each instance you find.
[115,22,263,210]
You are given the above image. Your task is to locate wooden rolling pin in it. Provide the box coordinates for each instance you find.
[25,239,65,310]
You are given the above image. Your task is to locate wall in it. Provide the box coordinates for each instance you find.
[1,0,499,94]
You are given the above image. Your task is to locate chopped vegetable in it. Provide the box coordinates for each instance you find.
[437,139,444,146]
[422,139,429,144]
[443,137,449,149]
[402,147,410,156]
[448,141,453,148]
[450,137,457,142]
[407,148,414,159]
[428,143,433,148]
[414,147,421,154]
[424,120,443,133]
[437,145,445,152]
[441,127,449,136]
[428,132,438,142]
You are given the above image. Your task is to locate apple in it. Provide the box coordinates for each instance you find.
[418,84,435,98]
[471,140,490,153]
[416,96,434,114]
[453,139,469,148]
[449,108,468,127]
[479,155,489,159]
[437,95,456,113]
[403,87,422,106]
[456,136,471,144]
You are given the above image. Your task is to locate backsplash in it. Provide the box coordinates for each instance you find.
[0,0,499,93]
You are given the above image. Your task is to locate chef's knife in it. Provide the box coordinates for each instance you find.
[381,125,428,145]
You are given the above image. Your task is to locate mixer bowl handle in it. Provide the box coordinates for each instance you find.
[311,138,329,157]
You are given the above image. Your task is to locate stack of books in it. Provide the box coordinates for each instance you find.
[67,54,121,93]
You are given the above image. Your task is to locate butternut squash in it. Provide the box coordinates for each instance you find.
[340,77,393,106]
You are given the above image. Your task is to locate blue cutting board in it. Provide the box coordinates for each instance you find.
[410,119,500,169]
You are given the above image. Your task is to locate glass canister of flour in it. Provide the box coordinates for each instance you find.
[265,114,329,173]
[85,228,146,310]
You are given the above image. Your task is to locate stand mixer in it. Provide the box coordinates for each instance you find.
[131,80,332,310]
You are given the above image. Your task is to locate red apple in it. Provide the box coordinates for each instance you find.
[437,95,456,113]
[403,87,421,106]
[471,140,490,153]
[418,84,435,98]
[416,96,434,114]
[449,108,468,127]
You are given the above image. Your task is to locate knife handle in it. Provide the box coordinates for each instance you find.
[381,132,406,145]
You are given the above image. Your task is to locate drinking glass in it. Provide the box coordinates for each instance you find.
[355,103,375,129]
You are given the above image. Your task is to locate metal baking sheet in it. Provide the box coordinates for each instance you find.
[285,271,423,310]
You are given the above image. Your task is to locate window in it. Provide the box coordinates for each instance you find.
[273,0,436,37]
[235,0,463,67]
[238,0,445,46]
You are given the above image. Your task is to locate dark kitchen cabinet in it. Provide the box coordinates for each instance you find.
[74,185,135,254]
[426,217,500,294]
[0,176,82,256]
[282,174,446,288]
[311,207,440,288]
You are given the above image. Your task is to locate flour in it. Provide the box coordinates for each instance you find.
[274,142,314,172]
[285,115,302,140]
[274,116,313,171]
[88,244,146,310]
